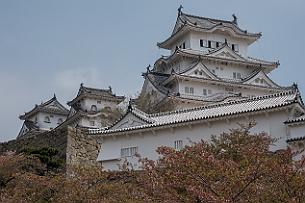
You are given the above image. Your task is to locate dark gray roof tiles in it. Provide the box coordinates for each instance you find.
[89,90,302,135]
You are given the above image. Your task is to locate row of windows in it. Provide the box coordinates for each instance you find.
[185,86,194,94]
[43,116,63,124]
[185,86,212,96]
[200,39,239,52]
[120,141,184,159]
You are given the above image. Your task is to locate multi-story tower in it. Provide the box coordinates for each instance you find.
[141,7,291,109]
[18,95,69,138]
[65,84,125,128]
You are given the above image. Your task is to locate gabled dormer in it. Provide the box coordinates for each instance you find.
[108,104,154,131]
[243,70,280,88]
[180,61,218,80]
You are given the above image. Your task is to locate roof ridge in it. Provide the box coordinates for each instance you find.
[182,12,233,25]
[149,90,296,118]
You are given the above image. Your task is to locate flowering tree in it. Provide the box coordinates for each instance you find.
[137,124,305,202]
[1,124,305,202]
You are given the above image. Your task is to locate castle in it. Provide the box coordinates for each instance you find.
[18,7,305,170]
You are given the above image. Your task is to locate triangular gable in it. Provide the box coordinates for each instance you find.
[243,70,279,88]
[109,111,151,131]
[44,99,69,112]
[207,45,246,61]
[181,62,218,79]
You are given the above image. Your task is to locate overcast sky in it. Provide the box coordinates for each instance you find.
[0,0,304,142]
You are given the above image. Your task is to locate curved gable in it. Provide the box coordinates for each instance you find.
[207,45,246,61]
[243,70,279,88]
[181,62,218,79]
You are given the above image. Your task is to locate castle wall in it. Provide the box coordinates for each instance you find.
[66,127,102,170]
[97,110,290,171]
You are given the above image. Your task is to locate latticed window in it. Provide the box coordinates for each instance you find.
[121,147,138,158]
[174,140,183,151]
[203,89,207,96]
[185,86,190,93]
[189,87,194,94]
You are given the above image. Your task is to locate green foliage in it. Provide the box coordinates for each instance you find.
[23,147,63,171]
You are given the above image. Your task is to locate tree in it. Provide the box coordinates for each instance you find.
[137,123,305,202]
[1,124,305,202]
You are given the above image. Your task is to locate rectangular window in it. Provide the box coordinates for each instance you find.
[174,140,183,151]
[203,89,207,96]
[185,86,190,93]
[200,39,207,47]
[90,121,95,126]
[121,147,138,158]
[211,41,217,48]
[233,72,242,79]
[97,100,101,104]
[208,40,212,48]
[182,42,186,49]
[208,89,212,95]
[189,87,194,94]
[232,44,239,52]
[237,73,241,79]
[216,42,220,48]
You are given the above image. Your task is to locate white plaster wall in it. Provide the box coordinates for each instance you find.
[178,79,273,99]
[170,32,192,53]
[30,112,66,130]
[204,61,254,80]
[98,110,290,170]
[189,31,249,56]
[82,98,118,112]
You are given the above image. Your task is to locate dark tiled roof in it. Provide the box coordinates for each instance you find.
[90,90,303,135]
[284,115,305,124]
[19,95,69,120]
[158,12,261,49]
[67,84,125,106]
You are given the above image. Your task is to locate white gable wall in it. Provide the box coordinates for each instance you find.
[98,110,290,171]
[31,112,66,130]
[81,98,118,112]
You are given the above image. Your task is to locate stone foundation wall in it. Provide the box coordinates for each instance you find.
[1,127,103,170]
[66,127,102,169]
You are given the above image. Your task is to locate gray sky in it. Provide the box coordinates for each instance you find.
[0,0,304,142]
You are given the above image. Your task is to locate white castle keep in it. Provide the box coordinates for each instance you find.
[92,8,305,170]
[18,7,305,171]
